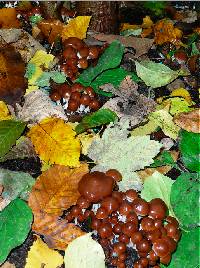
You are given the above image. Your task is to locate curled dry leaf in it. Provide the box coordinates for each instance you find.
[0,29,45,63]
[28,164,89,216]
[92,33,154,58]
[102,76,156,127]
[32,212,85,250]
[0,46,27,104]
[27,118,80,167]
[16,90,67,125]
[174,109,200,133]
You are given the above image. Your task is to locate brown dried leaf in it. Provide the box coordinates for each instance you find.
[38,19,63,44]
[0,262,15,268]
[0,8,20,29]
[0,46,27,104]
[102,76,156,126]
[33,211,85,250]
[28,164,89,216]
[92,33,153,58]
[174,109,200,133]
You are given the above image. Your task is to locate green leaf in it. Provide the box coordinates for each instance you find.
[170,172,199,230]
[25,63,36,80]
[0,198,33,264]
[90,67,140,96]
[143,1,166,16]
[76,41,124,86]
[120,28,142,36]
[163,228,199,268]
[64,233,105,268]
[29,15,43,25]
[0,120,26,158]
[141,171,175,217]
[179,130,200,172]
[0,169,35,210]
[151,151,175,167]
[49,71,66,84]
[191,42,199,56]
[135,60,188,88]
[75,109,118,134]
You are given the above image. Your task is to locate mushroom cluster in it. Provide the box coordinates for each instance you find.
[50,82,100,113]
[60,37,100,80]
[65,170,181,268]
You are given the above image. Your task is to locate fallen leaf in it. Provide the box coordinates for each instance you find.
[28,163,88,216]
[0,120,26,158]
[131,120,158,136]
[0,46,27,104]
[179,130,200,172]
[166,228,199,268]
[62,16,91,40]
[78,133,100,155]
[149,108,180,139]
[0,199,33,264]
[154,19,182,45]
[0,101,12,120]
[32,212,85,250]
[75,109,117,134]
[141,171,175,217]
[0,169,35,211]
[174,109,200,133]
[171,173,199,230]
[25,236,63,268]
[0,29,46,63]
[88,119,162,191]
[0,8,20,29]
[0,262,15,268]
[170,88,192,104]
[38,19,63,44]
[64,233,105,268]
[162,97,194,115]
[0,137,37,162]
[16,90,67,125]
[102,76,156,127]
[27,118,80,167]
[137,165,172,181]
[92,33,154,58]
[135,60,188,88]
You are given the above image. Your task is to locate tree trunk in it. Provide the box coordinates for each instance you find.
[75,1,119,34]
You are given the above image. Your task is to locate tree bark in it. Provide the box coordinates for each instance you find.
[75,1,119,34]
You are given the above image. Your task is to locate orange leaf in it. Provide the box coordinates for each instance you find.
[0,8,20,28]
[38,19,64,44]
[174,109,200,133]
[0,46,27,104]
[154,19,182,46]
[28,164,89,216]
[32,211,85,250]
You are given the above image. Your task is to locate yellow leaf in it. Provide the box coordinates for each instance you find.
[25,236,63,268]
[29,50,54,69]
[78,133,100,155]
[28,65,43,86]
[27,118,81,167]
[62,16,91,40]
[0,101,12,120]
[170,88,192,104]
[0,8,20,28]
[142,16,154,28]
[120,23,140,32]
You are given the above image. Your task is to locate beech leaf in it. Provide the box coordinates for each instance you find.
[179,130,200,172]
[135,60,188,88]
[0,169,35,211]
[170,173,199,230]
[27,118,80,167]
[77,41,124,87]
[25,236,63,268]
[28,163,89,216]
[75,109,118,134]
[0,120,26,158]
[64,233,105,268]
[174,109,200,133]
[88,120,162,191]
[141,171,175,217]
[0,199,33,264]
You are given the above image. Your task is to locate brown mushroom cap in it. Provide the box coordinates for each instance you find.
[78,171,114,203]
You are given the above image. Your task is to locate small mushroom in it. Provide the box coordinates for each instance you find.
[78,171,114,203]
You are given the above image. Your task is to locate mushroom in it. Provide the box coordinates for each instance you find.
[78,171,114,203]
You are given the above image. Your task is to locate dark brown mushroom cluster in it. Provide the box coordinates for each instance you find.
[65,170,181,268]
